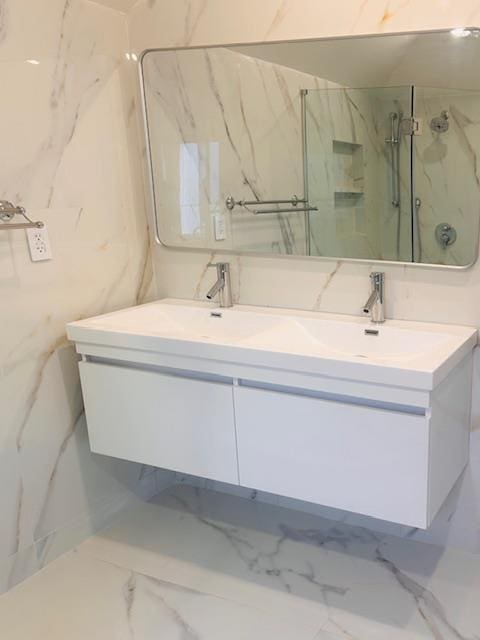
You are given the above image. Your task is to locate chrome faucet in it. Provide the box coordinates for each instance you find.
[206,262,233,308]
[363,272,385,323]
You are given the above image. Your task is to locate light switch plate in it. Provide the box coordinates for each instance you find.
[26,226,53,262]
[213,213,226,241]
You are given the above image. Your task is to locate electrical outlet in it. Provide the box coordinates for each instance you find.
[26,226,52,262]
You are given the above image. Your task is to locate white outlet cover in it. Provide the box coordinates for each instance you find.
[213,213,226,241]
[26,226,53,262]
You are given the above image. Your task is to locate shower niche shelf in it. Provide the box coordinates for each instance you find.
[332,140,365,196]
[332,140,366,238]
[334,187,364,196]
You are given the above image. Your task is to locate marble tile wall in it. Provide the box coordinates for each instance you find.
[0,0,175,594]
[127,0,480,555]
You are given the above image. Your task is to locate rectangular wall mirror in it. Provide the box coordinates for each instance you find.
[141,29,480,268]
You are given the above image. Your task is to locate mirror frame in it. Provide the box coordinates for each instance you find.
[139,28,480,271]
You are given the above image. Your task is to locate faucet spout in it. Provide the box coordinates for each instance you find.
[363,289,379,314]
[363,272,385,323]
[206,277,224,300]
[206,262,233,308]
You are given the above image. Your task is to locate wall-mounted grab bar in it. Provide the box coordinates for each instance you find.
[0,201,44,231]
[225,195,318,215]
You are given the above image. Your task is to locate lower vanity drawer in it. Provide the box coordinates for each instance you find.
[79,361,239,484]
[234,385,430,527]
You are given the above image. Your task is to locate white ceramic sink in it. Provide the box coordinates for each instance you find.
[251,316,454,361]
[67,299,477,389]
[83,302,286,342]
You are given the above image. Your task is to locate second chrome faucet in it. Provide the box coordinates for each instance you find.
[363,272,385,323]
[206,262,233,308]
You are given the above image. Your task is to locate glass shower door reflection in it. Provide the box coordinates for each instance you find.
[304,86,413,262]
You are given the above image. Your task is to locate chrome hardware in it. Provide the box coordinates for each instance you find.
[0,200,44,231]
[226,195,305,209]
[401,117,422,136]
[363,272,385,324]
[300,89,311,256]
[435,223,457,248]
[206,262,233,308]
[413,197,422,262]
[225,196,237,210]
[385,112,399,145]
[225,195,318,215]
[385,112,401,208]
[248,206,318,214]
[430,110,449,133]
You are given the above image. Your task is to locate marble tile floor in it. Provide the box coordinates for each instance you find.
[0,484,479,639]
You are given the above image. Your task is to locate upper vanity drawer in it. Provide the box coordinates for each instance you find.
[79,361,239,485]
[234,385,430,528]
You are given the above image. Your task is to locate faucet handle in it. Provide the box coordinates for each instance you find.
[370,271,385,286]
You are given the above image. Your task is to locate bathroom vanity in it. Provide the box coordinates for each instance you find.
[67,299,477,529]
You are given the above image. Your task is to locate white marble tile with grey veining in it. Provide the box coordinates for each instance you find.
[0,546,332,640]
[77,484,480,640]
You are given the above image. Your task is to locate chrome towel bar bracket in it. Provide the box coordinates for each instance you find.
[0,200,44,231]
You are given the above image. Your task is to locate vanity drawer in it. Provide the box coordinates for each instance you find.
[79,361,239,484]
[234,385,430,527]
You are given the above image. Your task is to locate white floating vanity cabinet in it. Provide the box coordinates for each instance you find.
[67,300,477,529]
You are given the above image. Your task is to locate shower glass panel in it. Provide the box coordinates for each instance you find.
[305,86,413,262]
[412,86,480,266]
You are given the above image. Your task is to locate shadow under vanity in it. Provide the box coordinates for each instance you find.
[68,29,480,533]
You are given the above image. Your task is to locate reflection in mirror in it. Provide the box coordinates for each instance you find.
[142,30,480,267]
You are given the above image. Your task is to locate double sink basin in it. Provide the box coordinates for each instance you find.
[68,298,477,390]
